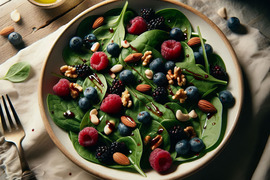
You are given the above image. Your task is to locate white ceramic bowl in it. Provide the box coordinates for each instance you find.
[38,0,243,179]
[28,0,66,9]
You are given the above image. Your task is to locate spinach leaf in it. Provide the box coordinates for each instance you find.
[47,94,84,132]
[62,46,91,66]
[156,8,192,40]
[76,15,99,38]
[0,62,31,83]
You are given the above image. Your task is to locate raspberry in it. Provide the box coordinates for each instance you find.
[95,145,112,163]
[152,87,168,104]
[75,64,91,78]
[109,79,125,96]
[127,16,147,35]
[161,40,182,60]
[78,127,98,147]
[210,65,228,81]
[149,148,172,172]
[53,79,70,97]
[100,94,122,114]
[90,52,109,71]
[140,8,155,22]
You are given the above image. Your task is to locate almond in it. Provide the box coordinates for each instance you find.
[92,16,104,29]
[0,26,14,36]
[113,152,130,165]
[187,37,201,46]
[124,53,143,63]
[121,115,136,128]
[198,100,217,113]
[136,84,151,92]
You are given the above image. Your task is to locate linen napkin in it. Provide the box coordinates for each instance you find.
[0,0,269,179]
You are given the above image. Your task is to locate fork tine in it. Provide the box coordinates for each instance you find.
[6,94,23,129]
[2,95,15,130]
[0,100,8,132]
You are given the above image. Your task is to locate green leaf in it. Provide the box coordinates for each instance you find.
[62,46,91,66]
[1,62,31,83]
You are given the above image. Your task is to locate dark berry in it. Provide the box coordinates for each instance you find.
[96,145,112,163]
[161,40,182,60]
[164,61,175,72]
[168,125,188,145]
[69,36,83,51]
[194,52,204,66]
[199,44,213,56]
[170,28,184,41]
[109,79,125,96]
[219,90,235,107]
[185,86,200,102]
[75,64,91,78]
[189,137,205,153]
[119,70,135,84]
[90,52,109,71]
[175,139,191,156]
[147,16,165,30]
[210,65,228,81]
[227,17,241,32]
[127,16,148,35]
[8,32,23,46]
[153,72,167,86]
[78,127,98,147]
[140,8,155,22]
[110,141,129,155]
[53,79,70,97]
[137,111,151,124]
[83,33,97,49]
[118,122,132,136]
[107,42,121,57]
[149,58,165,73]
[84,87,98,102]
[78,97,91,110]
[152,87,168,104]
[149,148,172,172]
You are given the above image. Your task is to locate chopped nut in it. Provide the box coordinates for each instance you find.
[110,64,123,73]
[10,9,21,22]
[60,65,78,78]
[91,42,100,52]
[176,109,197,121]
[141,51,152,66]
[90,109,100,125]
[184,126,197,139]
[172,89,187,103]
[145,69,153,79]
[121,40,130,48]
[217,7,227,19]
[151,135,163,150]
[69,83,83,99]
[90,109,98,115]
[166,66,186,86]
[144,135,151,145]
[104,120,115,135]
[121,89,132,108]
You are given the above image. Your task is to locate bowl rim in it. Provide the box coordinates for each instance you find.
[28,0,65,8]
[38,0,244,179]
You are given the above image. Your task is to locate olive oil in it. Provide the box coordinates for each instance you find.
[34,0,57,4]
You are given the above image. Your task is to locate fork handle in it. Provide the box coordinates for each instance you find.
[22,170,37,180]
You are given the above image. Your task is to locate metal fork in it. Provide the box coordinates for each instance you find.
[0,95,37,180]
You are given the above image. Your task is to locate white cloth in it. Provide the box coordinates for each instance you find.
[0,0,269,179]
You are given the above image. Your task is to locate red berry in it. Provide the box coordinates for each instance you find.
[78,127,98,147]
[100,94,122,114]
[149,148,172,172]
[161,40,182,60]
[90,52,109,71]
[53,79,70,97]
[127,16,147,35]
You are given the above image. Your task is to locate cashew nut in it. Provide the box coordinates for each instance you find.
[176,109,197,121]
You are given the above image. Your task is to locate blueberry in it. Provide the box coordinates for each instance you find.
[118,122,132,136]
[8,32,23,46]
[153,72,167,86]
[83,33,97,48]
[185,86,200,102]
[227,17,241,32]
[69,36,83,50]
[78,97,91,110]
[189,137,205,153]
[164,61,175,72]
[219,90,235,107]
[170,27,184,41]
[199,44,213,56]
[84,87,98,102]
[119,70,134,84]
[137,111,151,124]
[175,139,190,155]
[107,42,121,57]
[194,52,204,66]
[149,58,165,73]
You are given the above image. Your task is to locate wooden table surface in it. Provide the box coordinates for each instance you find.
[0,0,103,64]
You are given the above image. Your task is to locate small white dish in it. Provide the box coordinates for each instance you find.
[28,0,66,9]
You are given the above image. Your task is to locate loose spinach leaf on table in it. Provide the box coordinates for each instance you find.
[0,62,31,83]
[47,94,84,132]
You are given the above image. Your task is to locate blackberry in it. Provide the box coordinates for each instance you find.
[147,16,165,30]
[75,64,91,78]
[210,65,228,81]
[109,79,125,96]
[110,142,129,155]
[140,8,155,22]
[152,87,168,104]
[168,125,188,145]
[95,145,112,163]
